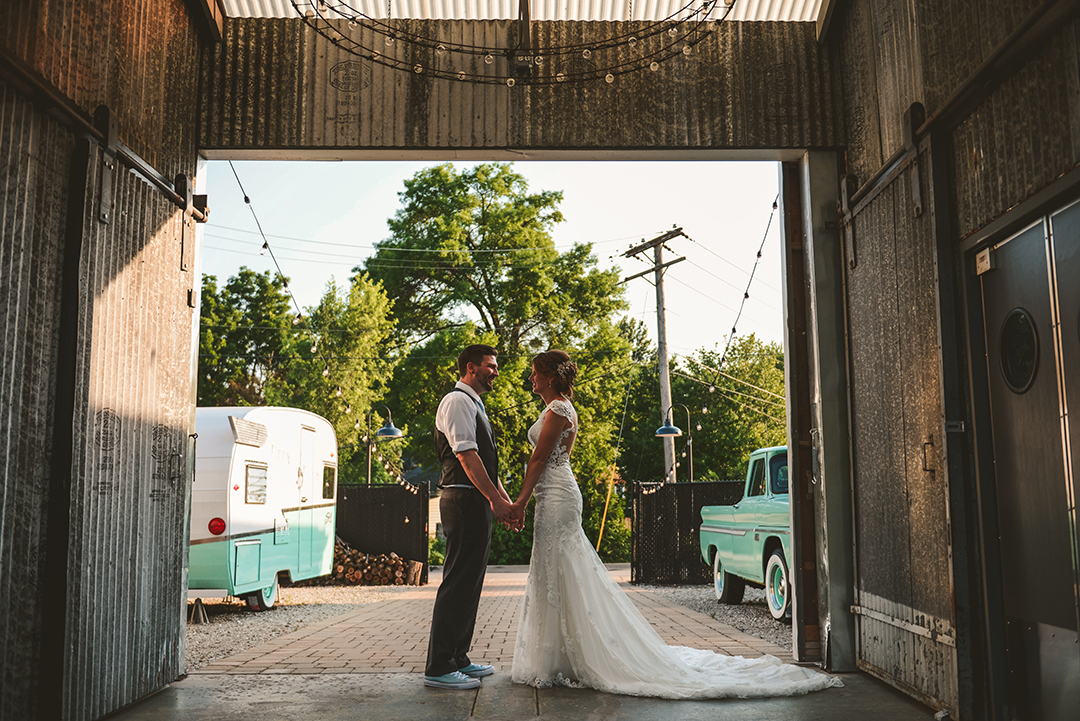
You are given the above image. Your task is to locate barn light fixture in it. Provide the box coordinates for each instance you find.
[292,0,734,85]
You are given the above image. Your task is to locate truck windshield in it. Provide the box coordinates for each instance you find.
[770,453,789,495]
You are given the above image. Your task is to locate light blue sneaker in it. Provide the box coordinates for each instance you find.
[424,670,481,689]
[459,663,495,678]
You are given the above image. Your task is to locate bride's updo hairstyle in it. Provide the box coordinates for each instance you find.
[533,349,577,399]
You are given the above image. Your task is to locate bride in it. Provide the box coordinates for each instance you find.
[508,349,842,699]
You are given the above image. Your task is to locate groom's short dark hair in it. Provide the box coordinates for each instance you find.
[458,344,497,377]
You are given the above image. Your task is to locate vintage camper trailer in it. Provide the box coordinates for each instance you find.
[189,407,338,610]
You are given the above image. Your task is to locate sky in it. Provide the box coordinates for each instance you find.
[199,160,785,361]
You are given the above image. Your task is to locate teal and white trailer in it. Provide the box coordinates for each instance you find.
[188,407,338,610]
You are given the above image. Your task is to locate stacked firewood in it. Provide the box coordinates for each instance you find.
[292,538,424,587]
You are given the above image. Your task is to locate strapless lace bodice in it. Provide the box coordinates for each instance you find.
[527,398,577,469]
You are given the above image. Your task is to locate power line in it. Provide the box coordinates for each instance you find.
[669,369,784,407]
[708,193,781,386]
[208,223,647,252]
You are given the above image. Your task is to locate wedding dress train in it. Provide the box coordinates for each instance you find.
[511,398,842,699]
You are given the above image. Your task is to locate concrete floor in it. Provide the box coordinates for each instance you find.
[109,671,934,720]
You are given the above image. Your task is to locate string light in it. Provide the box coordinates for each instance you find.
[291,0,733,86]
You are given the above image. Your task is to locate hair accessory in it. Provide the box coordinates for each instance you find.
[556,360,575,378]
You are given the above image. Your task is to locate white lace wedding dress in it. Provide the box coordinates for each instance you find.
[510,398,842,699]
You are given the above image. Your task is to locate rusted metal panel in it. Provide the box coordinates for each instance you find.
[828,0,884,186]
[845,164,958,713]
[199,17,843,155]
[951,22,1080,240]
[0,0,202,174]
[0,80,72,721]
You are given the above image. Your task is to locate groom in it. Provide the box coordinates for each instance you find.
[424,344,519,689]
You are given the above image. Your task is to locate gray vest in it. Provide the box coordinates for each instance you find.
[434,388,498,490]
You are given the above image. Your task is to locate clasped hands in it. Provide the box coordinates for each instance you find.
[493,497,526,532]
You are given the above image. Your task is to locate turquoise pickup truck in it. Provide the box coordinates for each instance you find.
[699,446,791,622]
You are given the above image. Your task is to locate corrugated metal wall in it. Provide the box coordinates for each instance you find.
[223,0,823,22]
[0,1,204,719]
[199,18,844,154]
[0,79,73,721]
[64,149,198,721]
[829,1,1080,716]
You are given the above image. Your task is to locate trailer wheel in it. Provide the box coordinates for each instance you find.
[765,550,791,622]
[246,575,279,612]
[713,551,744,604]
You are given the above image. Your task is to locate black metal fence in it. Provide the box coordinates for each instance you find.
[336,483,430,584]
[631,480,745,585]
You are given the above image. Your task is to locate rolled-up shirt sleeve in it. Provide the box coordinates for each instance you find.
[435,391,479,454]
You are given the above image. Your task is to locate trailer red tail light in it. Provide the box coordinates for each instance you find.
[208,517,226,535]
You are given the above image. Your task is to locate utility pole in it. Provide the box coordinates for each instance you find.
[622,228,687,482]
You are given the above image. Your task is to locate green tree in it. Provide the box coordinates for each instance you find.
[360,163,625,355]
[197,268,292,406]
[264,273,398,485]
[367,163,635,561]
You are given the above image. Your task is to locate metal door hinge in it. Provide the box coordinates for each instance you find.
[94,106,118,224]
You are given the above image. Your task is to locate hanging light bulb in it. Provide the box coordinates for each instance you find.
[293,313,302,325]
[702,405,709,414]
[696,421,702,431]
[310,340,318,353]
[345,403,352,414]
[335,385,342,397]
[709,383,716,393]
[322,363,329,377]
[260,242,268,255]
[354,419,360,430]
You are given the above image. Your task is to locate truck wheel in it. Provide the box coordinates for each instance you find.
[765,550,791,622]
[713,551,744,604]
[246,575,278,612]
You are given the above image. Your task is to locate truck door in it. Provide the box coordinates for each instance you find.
[977,203,1080,720]
[732,456,766,575]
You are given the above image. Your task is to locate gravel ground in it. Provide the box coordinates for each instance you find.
[186,579,789,672]
[640,584,792,649]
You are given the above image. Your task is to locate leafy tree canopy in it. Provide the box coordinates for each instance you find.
[358,163,626,355]
[197,268,292,406]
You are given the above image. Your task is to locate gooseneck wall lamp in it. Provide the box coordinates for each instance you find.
[367,405,404,485]
[655,402,693,482]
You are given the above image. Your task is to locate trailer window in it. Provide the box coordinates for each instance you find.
[245,464,268,504]
[323,465,336,500]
